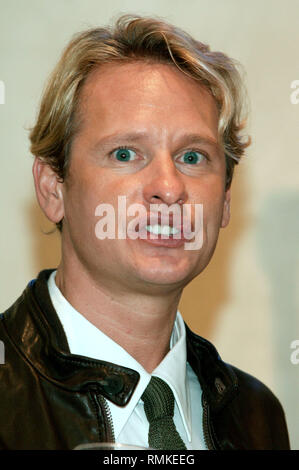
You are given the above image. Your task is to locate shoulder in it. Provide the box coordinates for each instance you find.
[186,324,283,409]
[222,363,290,449]
[185,325,290,448]
[227,362,284,414]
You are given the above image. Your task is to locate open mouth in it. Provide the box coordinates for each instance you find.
[145,224,180,236]
[132,213,185,240]
[127,212,194,247]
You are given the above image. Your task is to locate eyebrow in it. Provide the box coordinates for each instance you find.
[175,132,220,149]
[92,131,221,152]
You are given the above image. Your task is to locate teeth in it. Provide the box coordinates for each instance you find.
[146,224,179,235]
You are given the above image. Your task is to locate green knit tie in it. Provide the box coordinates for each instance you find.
[142,376,187,450]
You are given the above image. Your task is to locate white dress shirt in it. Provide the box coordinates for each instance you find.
[48,271,207,450]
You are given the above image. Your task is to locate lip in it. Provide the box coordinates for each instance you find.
[137,232,186,248]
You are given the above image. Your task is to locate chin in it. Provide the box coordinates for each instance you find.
[134,259,198,288]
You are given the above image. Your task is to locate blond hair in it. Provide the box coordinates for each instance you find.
[29,14,250,229]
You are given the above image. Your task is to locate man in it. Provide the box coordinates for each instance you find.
[0,15,290,450]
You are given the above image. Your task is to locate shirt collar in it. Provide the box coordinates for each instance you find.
[152,312,191,441]
[48,270,191,441]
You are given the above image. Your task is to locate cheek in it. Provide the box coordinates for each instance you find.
[193,178,226,221]
[63,169,135,240]
[192,185,226,248]
[63,177,98,236]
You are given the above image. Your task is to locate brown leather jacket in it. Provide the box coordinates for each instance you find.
[0,270,290,450]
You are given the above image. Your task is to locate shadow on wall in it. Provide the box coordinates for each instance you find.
[179,166,249,340]
[256,190,299,449]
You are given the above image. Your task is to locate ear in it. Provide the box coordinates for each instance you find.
[221,188,231,228]
[32,158,64,224]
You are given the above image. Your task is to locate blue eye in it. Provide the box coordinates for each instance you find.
[114,148,136,162]
[181,151,205,164]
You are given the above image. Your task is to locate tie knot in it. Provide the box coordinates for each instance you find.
[142,376,174,422]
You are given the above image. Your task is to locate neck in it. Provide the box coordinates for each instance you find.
[55,259,183,373]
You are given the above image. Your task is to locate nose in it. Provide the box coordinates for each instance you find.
[142,152,187,206]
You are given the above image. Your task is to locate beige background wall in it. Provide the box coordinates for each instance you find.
[0,0,298,448]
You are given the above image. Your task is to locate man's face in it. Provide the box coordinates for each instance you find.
[60,62,230,295]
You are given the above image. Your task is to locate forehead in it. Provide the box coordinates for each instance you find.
[78,61,220,141]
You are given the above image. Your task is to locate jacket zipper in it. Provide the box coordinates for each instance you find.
[202,394,217,450]
[93,392,115,443]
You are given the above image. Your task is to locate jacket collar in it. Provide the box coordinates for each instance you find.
[186,324,239,413]
[3,269,140,407]
[3,269,239,413]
